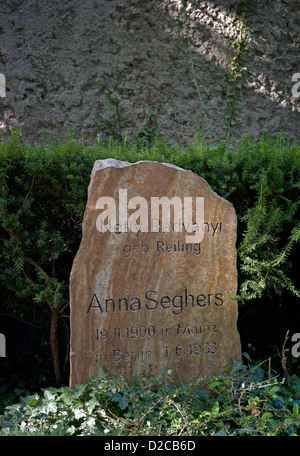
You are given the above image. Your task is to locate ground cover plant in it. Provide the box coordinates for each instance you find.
[0,355,300,436]
[0,126,299,435]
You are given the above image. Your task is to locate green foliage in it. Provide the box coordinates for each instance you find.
[0,126,99,383]
[223,3,251,136]
[0,356,299,436]
[176,1,252,139]
[176,1,211,135]
[134,100,166,145]
[0,127,299,383]
[99,92,129,144]
[99,92,165,146]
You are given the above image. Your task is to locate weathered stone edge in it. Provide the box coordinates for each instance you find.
[90,158,234,209]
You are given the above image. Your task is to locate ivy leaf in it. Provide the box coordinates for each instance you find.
[209,381,222,389]
[44,390,56,401]
[74,409,86,419]
[212,401,220,415]
[293,403,299,419]
[47,401,57,414]
[119,394,128,410]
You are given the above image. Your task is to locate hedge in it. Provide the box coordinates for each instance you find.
[0,127,299,385]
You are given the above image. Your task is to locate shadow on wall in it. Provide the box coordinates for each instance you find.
[0,0,299,146]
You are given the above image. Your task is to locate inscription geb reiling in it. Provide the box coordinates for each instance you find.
[86,187,225,373]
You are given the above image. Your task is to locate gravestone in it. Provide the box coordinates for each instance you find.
[69,159,241,388]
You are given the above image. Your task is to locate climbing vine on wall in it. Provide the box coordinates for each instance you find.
[177,0,252,140]
[223,1,252,137]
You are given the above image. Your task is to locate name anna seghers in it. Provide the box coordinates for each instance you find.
[87,289,224,316]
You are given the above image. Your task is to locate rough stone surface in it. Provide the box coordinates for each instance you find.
[69,159,241,387]
[0,0,299,146]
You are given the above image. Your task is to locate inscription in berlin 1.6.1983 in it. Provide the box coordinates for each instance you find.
[69,159,241,387]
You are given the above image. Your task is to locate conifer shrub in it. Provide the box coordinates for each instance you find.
[0,127,299,385]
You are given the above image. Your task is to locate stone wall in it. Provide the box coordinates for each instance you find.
[0,0,299,146]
